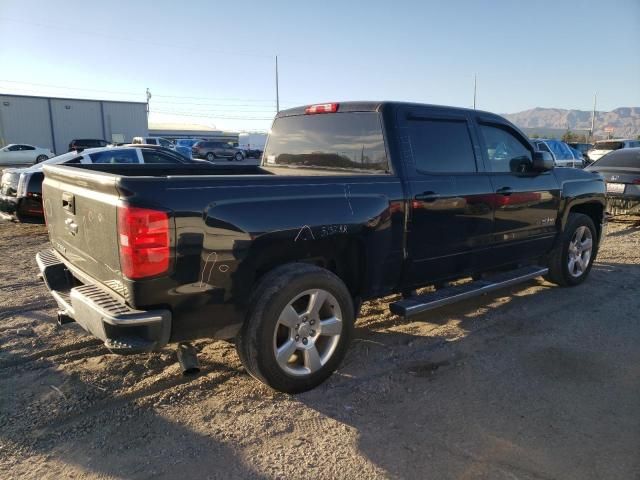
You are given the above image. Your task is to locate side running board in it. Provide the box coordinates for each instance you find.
[390,265,548,318]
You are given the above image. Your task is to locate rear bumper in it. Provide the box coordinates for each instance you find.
[0,194,17,214]
[0,195,43,218]
[36,249,171,354]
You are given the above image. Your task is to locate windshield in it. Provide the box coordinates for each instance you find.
[263,112,389,174]
[544,140,573,160]
[593,141,624,151]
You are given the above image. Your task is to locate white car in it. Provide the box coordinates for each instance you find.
[0,144,53,165]
[588,139,640,162]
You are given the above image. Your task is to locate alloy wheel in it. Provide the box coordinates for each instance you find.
[272,289,343,376]
[567,225,593,278]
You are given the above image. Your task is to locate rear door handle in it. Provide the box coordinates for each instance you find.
[496,187,513,196]
[414,191,440,202]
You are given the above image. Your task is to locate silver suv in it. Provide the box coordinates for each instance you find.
[192,141,245,161]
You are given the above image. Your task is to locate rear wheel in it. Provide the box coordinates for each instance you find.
[236,263,354,393]
[35,155,48,163]
[546,213,597,286]
[206,152,215,161]
[234,152,244,161]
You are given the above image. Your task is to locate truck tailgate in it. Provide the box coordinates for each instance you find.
[43,165,123,293]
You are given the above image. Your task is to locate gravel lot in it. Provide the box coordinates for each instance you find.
[1,217,639,479]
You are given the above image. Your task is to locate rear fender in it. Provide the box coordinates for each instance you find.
[201,191,399,306]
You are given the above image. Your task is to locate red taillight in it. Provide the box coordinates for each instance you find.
[305,103,339,114]
[633,179,640,185]
[117,206,170,279]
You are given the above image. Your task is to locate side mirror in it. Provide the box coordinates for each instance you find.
[532,151,554,172]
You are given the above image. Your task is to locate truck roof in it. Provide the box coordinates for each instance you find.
[276,101,503,120]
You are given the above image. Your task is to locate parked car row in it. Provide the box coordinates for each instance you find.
[0,145,198,221]
[1,135,263,167]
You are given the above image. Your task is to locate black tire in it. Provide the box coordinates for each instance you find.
[546,213,597,286]
[235,152,244,161]
[206,152,215,161]
[35,155,48,163]
[236,263,354,393]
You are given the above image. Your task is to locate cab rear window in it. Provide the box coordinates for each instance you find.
[263,112,389,174]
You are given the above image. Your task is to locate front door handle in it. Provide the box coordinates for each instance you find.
[414,191,440,202]
[496,187,513,196]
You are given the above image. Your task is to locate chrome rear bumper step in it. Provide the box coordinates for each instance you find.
[390,265,548,318]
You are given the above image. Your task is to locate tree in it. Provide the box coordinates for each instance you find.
[562,129,576,143]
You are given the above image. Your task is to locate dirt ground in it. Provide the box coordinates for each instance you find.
[0,217,639,480]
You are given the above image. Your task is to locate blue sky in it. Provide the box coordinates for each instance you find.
[1,0,639,131]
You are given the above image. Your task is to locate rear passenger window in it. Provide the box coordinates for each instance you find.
[89,150,139,164]
[408,119,476,173]
[479,124,532,173]
[146,139,158,145]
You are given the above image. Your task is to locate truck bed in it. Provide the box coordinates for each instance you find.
[55,163,270,177]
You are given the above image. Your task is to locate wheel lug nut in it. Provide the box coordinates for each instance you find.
[302,338,308,345]
[310,330,316,336]
[309,320,315,325]
[295,335,300,341]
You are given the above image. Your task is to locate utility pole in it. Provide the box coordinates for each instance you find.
[589,92,597,142]
[275,56,280,113]
[473,74,477,109]
[146,88,152,119]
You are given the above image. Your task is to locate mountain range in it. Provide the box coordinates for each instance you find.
[503,107,640,139]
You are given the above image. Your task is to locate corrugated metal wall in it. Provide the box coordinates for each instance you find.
[0,95,147,154]
[103,102,148,143]
[50,99,103,153]
[0,95,53,151]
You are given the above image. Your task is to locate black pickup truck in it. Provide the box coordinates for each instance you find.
[37,102,606,393]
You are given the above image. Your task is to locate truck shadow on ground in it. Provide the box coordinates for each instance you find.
[292,262,639,479]
[0,330,267,479]
[1,262,637,478]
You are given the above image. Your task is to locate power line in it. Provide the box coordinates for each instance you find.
[0,80,302,106]
[0,17,275,59]
[152,99,277,108]
[150,110,274,121]
[154,107,276,114]
[0,79,142,96]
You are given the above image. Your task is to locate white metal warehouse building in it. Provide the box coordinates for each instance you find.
[0,94,148,155]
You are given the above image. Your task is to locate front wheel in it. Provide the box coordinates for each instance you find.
[546,213,597,286]
[206,152,215,162]
[35,155,48,163]
[236,263,354,393]
[235,152,244,161]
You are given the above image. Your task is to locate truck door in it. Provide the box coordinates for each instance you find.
[475,119,560,265]
[402,107,495,286]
